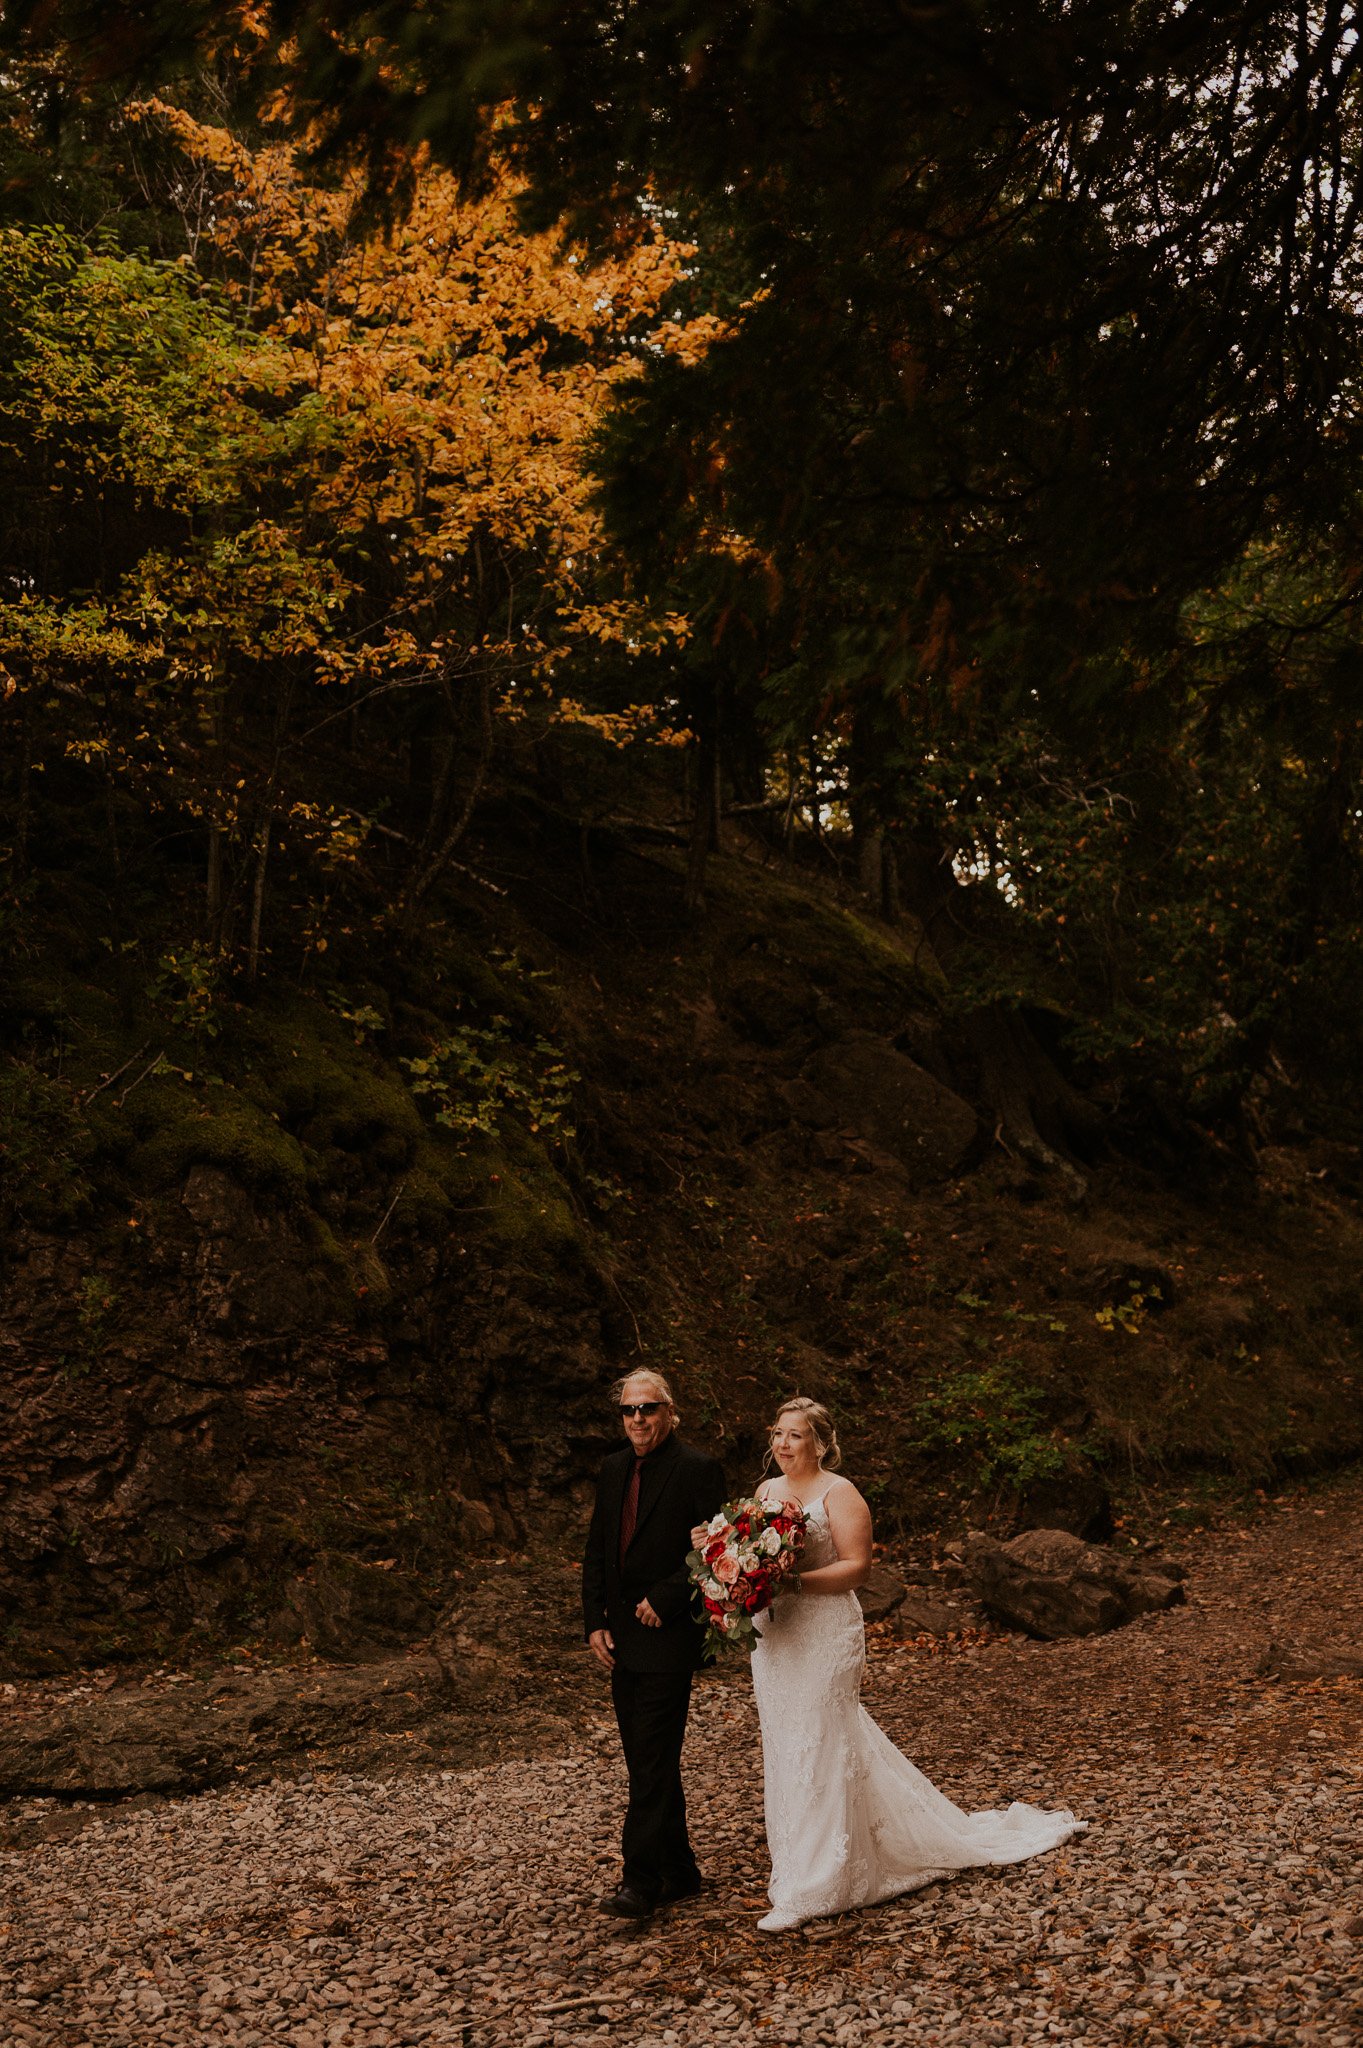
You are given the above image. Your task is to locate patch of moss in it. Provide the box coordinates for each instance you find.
[394,1165,455,1232]
[302,1211,349,1268]
[130,1100,309,1197]
[102,1068,197,1142]
[485,1167,583,1266]
[387,1118,588,1270]
[282,1058,420,1152]
[247,1014,423,1177]
[693,854,942,1040]
[483,1124,590,1273]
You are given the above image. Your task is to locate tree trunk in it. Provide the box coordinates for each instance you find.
[782,742,799,853]
[400,678,493,930]
[962,1002,1093,1200]
[207,823,224,932]
[14,695,32,880]
[205,676,228,945]
[247,815,272,982]
[239,671,295,978]
[856,826,885,911]
[684,724,719,915]
[103,755,122,877]
[896,837,1099,1198]
[409,680,460,872]
[882,839,901,922]
[204,617,229,947]
[849,699,886,912]
[683,676,723,916]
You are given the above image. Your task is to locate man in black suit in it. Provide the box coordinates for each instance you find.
[582,1369,726,1917]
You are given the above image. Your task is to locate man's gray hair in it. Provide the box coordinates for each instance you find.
[610,1368,680,1423]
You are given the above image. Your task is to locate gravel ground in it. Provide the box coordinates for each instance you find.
[3,1478,1363,2048]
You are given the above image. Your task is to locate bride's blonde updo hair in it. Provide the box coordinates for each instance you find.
[767,1395,842,1471]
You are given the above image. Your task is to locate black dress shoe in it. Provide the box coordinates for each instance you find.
[657,1874,704,1903]
[599,1884,656,1918]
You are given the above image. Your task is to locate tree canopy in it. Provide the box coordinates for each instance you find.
[3,2,1363,1170]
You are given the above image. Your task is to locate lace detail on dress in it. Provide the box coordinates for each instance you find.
[750,1491,1085,1929]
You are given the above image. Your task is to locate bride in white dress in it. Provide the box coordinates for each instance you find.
[743,1397,1085,1933]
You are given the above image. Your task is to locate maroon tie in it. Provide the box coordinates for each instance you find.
[619,1457,644,1566]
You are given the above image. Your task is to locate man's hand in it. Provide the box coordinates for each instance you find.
[635,1598,663,1629]
[588,1627,616,1671]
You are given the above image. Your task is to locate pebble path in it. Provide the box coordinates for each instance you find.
[3,1478,1362,2047]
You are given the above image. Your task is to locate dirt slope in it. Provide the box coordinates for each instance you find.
[4,790,1363,1672]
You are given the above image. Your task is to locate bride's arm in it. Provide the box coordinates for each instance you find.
[792,1481,873,1595]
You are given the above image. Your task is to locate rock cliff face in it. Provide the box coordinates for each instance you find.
[0,1144,614,1670]
[3,820,1363,1674]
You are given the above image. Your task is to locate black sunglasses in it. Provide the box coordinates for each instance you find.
[618,1401,663,1418]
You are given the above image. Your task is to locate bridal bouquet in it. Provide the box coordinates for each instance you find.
[687,1496,806,1656]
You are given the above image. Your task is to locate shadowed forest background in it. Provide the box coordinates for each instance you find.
[4,1,1363,1675]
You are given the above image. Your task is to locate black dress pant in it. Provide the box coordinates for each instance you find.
[611,1663,699,1898]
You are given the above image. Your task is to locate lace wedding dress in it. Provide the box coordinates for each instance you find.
[750,1487,1086,1931]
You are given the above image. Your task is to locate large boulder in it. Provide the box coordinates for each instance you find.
[802,1032,979,1186]
[897,1591,965,1638]
[856,1564,908,1623]
[965,1527,1185,1640]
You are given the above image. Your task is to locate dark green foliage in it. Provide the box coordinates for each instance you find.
[910,1362,1068,1490]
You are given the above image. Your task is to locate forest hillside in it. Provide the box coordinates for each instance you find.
[6,727,1363,1674]
[4,8,1363,1675]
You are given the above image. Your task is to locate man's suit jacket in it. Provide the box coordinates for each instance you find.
[582,1433,727,1674]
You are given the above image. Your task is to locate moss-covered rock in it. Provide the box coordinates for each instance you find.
[228,999,425,1184]
[483,1164,585,1270]
[130,1101,309,1197]
[277,1058,421,1164]
[393,1165,455,1232]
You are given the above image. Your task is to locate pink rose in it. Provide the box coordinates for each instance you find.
[713,1553,741,1586]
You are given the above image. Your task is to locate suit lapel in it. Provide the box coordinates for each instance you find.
[626,1436,682,1554]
